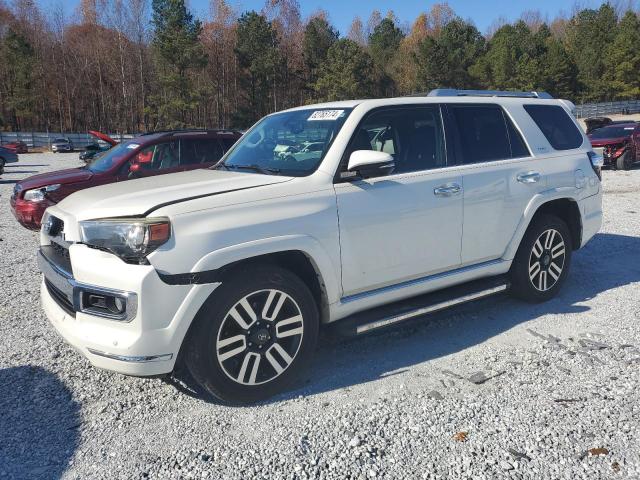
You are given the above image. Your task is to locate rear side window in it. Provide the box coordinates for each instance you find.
[449,104,530,164]
[180,139,224,165]
[524,105,583,150]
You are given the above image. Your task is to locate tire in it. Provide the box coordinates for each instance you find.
[185,264,319,404]
[509,214,572,302]
[616,151,632,171]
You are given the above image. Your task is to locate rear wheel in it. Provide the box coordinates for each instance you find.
[617,151,632,170]
[185,265,319,404]
[509,214,572,302]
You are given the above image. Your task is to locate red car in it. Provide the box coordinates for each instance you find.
[3,140,28,153]
[588,122,640,170]
[11,129,241,230]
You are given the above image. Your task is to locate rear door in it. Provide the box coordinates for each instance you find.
[446,103,543,265]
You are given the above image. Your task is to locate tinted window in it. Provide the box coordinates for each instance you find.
[450,105,526,163]
[133,141,179,171]
[180,139,224,165]
[524,104,583,150]
[343,106,446,177]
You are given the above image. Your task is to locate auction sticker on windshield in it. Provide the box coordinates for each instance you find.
[308,110,345,121]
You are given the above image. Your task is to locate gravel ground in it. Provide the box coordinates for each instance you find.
[1,153,639,480]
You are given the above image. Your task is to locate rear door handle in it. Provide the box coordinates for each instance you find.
[516,171,541,184]
[434,183,462,197]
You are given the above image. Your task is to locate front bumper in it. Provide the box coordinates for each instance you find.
[39,244,219,376]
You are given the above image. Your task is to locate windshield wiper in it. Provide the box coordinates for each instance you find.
[224,164,281,175]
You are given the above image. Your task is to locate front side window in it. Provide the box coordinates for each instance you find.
[219,108,352,176]
[449,104,529,164]
[342,106,447,176]
[524,104,583,150]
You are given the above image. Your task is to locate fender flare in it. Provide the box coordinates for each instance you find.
[502,188,580,261]
[170,234,341,305]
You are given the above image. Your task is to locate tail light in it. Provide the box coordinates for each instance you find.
[587,151,603,181]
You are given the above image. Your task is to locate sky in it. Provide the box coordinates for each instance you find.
[39,0,616,35]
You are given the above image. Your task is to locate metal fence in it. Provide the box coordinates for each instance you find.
[575,99,640,118]
[0,131,136,150]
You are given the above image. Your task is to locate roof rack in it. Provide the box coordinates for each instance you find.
[423,89,553,99]
[139,129,241,137]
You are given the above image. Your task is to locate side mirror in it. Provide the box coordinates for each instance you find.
[347,150,395,178]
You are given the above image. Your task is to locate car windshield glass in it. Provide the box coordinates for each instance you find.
[87,142,133,172]
[218,108,352,176]
[590,125,636,139]
[53,138,68,143]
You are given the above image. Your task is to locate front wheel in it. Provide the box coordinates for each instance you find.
[185,265,319,404]
[617,151,632,171]
[509,214,572,302]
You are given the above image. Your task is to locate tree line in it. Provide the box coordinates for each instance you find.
[0,0,639,133]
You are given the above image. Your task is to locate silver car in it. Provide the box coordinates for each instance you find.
[51,137,74,153]
[0,146,18,175]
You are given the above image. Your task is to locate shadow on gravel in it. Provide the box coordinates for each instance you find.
[0,366,80,479]
[1,170,38,174]
[5,164,49,167]
[169,233,640,405]
[0,179,18,184]
[283,232,640,401]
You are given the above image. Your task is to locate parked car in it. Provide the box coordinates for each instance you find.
[51,137,74,153]
[0,145,19,175]
[79,130,118,163]
[588,122,639,170]
[36,90,602,404]
[11,129,241,229]
[2,140,28,154]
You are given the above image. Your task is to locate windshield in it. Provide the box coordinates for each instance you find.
[87,141,135,172]
[590,125,636,139]
[218,108,352,176]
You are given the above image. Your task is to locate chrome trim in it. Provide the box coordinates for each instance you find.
[38,249,138,322]
[341,259,506,304]
[87,348,173,363]
[356,283,508,334]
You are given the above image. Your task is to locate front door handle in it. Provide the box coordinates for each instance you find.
[434,183,462,197]
[516,171,541,184]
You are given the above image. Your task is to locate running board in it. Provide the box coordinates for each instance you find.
[334,276,509,336]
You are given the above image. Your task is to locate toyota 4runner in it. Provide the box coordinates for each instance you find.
[38,90,603,404]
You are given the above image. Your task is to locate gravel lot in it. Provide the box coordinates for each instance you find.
[1,153,639,480]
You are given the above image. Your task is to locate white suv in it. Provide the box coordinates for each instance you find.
[38,90,603,403]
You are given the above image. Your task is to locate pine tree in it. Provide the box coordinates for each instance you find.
[314,39,375,101]
[234,11,280,126]
[604,10,640,99]
[149,0,207,128]
[1,28,36,130]
[303,16,339,93]
[541,37,577,99]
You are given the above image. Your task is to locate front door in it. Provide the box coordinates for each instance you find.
[334,105,463,297]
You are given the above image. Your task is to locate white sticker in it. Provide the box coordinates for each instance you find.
[624,127,634,130]
[127,143,140,149]
[308,110,345,121]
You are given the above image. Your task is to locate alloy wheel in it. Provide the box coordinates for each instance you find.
[216,289,304,386]
[528,228,566,292]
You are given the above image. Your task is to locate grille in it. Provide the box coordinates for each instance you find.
[41,243,72,275]
[45,279,76,317]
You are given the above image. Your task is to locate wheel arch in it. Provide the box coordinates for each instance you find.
[504,194,582,260]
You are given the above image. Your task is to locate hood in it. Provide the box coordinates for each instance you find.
[589,136,628,147]
[89,130,117,146]
[57,168,293,220]
[17,167,93,192]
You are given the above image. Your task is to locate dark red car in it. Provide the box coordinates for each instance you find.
[11,129,241,230]
[3,140,28,153]
[588,122,640,170]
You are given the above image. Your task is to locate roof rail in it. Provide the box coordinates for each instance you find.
[425,89,554,99]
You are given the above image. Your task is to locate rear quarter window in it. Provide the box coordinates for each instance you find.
[524,104,583,150]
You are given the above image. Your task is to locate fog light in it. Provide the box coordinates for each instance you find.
[113,297,125,313]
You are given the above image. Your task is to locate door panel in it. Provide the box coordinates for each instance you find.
[335,172,463,296]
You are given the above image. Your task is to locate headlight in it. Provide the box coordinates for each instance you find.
[23,184,60,202]
[79,217,171,263]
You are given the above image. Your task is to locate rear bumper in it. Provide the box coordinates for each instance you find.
[10,197,51,230]
[39,244,219,377]
[579,188,602,248]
